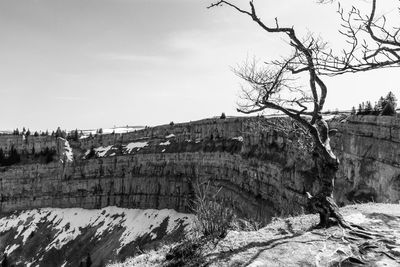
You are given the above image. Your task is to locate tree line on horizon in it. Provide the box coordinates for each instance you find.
[9,127,110,141]
[351,91,398,116]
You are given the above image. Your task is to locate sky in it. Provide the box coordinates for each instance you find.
[0,0,398,131]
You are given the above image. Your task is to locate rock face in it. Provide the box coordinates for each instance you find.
[0,115,399,222]
[330,115,400,204]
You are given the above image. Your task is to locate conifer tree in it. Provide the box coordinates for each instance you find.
[0,148,5,164]
[384,91,397,109]
[377,96,385,111]
[357,104,363,114]
[365,101,373,113]
[55,127,62,138]
[1,253,8,267]
[74,129,79,141]
[86,253,92,267]
[381,102,396,116]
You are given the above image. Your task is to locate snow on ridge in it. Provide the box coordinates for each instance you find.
[0,207,194,254]
[79,126,145,137]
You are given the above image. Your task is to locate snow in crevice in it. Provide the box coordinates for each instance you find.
[60,138,73,163]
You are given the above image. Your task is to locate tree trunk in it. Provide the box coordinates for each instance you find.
[308,119,350,228]
[308,148,350,228]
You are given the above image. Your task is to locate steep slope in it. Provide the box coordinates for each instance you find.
[0,207,193,266]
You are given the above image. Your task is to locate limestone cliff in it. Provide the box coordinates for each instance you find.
[0,115,399,223]
[330,115,400,204]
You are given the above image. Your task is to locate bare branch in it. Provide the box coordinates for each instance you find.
[315,0,400,75]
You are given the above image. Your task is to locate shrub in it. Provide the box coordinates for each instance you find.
[220,112,226,119]
[191,181,235,239]
[164,237,206,267]
[165,181,264,266]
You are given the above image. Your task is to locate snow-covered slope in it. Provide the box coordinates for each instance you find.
[0,207,193,267]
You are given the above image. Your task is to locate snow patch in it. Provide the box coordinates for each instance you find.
[232,136,244,142]
[84,145,114,158]
[159,140,170,146]
[165,134,175,139]
[345,213,380,224]
[5,244,19,254]
[95,145,113,157]
[124,142,148,153]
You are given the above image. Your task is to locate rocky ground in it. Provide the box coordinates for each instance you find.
[1,203,399,266]
[111,203,400,267]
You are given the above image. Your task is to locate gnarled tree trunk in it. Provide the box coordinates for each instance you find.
[308,119,350,228]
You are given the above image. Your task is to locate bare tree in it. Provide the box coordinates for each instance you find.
[207,0,398,228]
[315,0,400,75]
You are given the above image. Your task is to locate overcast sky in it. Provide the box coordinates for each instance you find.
[0,0,398,131]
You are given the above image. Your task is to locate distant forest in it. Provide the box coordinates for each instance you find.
[351,91,397,116]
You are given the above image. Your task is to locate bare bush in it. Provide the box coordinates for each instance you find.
[191,181,235,239]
